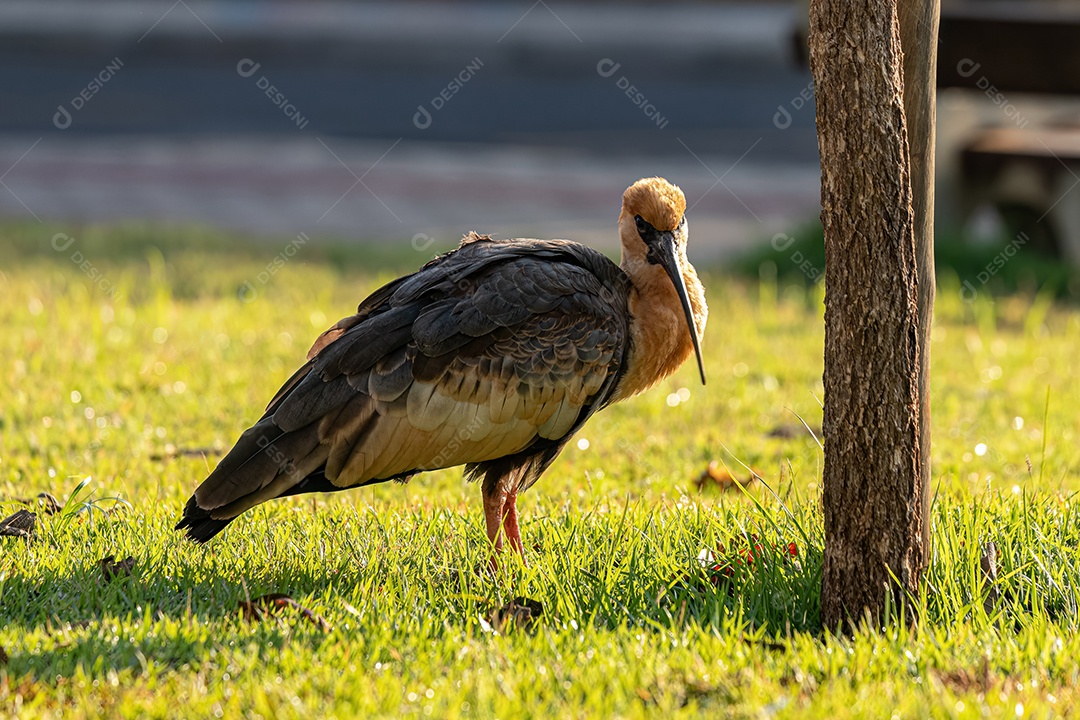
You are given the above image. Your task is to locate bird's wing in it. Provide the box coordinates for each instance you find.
[193,239,630,516]
[262,273,413,413]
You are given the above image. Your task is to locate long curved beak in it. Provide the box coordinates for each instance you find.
[654,233,706,385]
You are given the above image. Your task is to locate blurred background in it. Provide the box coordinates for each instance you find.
[2,0,1079,280]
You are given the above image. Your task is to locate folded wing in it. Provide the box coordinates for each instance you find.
[177,237,631,540]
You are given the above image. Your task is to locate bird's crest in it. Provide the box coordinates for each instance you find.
[622,177,686,232]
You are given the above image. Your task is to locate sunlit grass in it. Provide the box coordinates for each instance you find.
[2,223,1080,718]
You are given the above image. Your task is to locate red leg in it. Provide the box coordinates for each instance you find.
[483,483,507,553]
[482,478,526,570]
[501,487,525,558]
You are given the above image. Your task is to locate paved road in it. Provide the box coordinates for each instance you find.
[0,1,823,259]
[0,135,821,262]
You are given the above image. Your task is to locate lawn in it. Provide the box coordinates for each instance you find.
[2,223,1080,718]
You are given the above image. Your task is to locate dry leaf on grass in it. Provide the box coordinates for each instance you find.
[11,493,61,515]
[37,492,62,515]
[239,594,332,633]
[693,462,759,492]
[481,596,544,633]
[99,555,136,581]
[0,510,36,539]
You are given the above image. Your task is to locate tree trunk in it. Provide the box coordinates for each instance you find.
[810,0,938,628]
[898,0,939,568]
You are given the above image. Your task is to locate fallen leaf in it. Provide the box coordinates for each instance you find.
[1,675,38,702]
[693,462,759,492]
[933,658,994,695]
[239,594,332,633]
[11,493,61,515]
[485,596,543,633]
[37,492,62,514]
[99,555,136,581]
[0,509,36,539]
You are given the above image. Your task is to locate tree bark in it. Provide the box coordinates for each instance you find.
[898,0,939,568]
[810,0,937,628]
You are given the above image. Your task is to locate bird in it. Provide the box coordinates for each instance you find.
[176,177,707,560]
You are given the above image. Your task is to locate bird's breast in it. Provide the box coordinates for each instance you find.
[613,269,707,401]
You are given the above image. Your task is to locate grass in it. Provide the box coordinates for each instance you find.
[3,221,1080,718]
[735,218,1080,302]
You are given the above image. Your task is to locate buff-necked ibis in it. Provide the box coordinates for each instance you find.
[177,177,708,560]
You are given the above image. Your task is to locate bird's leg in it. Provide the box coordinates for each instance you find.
[483,482,507,555]
[501,487,525,557]
[482,470,526,571]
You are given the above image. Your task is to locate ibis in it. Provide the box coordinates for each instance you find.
[177,177,708,559]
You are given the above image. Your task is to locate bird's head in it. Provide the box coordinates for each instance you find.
[618,177,706,385]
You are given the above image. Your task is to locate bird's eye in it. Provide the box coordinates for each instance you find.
[634,215,646,232]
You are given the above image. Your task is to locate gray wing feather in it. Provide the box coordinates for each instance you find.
[184,237,631,519]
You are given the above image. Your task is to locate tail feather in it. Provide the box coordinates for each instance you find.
[194,419,324,509]
[175,495,236,543]
[177,417,324,543]
[176,400,411,542]
[176,462,403,543]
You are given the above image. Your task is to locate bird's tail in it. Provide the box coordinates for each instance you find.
[175,417,328,543]
[175,495,236,543]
